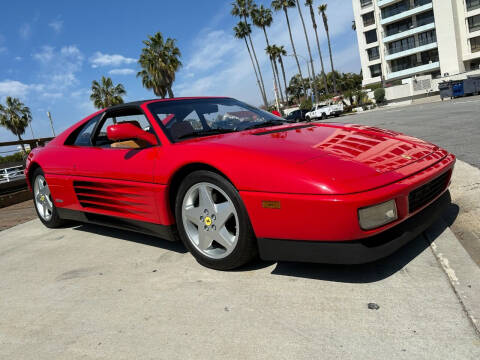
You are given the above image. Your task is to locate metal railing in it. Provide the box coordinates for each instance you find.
[385,35,437,55]
[381,0,432,20]
[0,165,25,184]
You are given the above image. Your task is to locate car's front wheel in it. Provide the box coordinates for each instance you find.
[32,168,65,228]
[175,170,257,270]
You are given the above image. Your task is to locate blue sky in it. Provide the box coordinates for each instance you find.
[0,0,360,143]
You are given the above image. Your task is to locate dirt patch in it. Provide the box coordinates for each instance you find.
[0,200,37,231]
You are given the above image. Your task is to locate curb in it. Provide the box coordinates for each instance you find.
[425,219,480,336]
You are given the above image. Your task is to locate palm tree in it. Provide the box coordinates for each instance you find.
[90,76,126,109]
[137,32,181,98]
[234,22,265,105]
[305,0,327,94]
[251,5,283,103]
[232,0,268,107]
[0,97,32,153]
[276,45,289,100]
[271,0,307,96]
[319,4,337,93]
[266,45,284,103]
[271,45,287,102]
[296,0,317,103]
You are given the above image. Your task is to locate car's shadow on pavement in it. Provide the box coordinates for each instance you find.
[269,202,460,284]
[68,202,460,283]
[71,223,188,254]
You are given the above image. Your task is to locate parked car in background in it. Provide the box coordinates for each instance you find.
[285,109,309,122]
[306,102,344,120]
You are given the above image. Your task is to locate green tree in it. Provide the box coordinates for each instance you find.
[90,76,126,109]
[232,0,268,107]
[305,0,328,94]
[318,4,337,93]
[374,88,386,104]
[251,5,284,103]
[266,45,284,103]
[276,45,289,99]
[0,97,32,153]
[272,0,306,96]
[287,74,310,103]
[137,32,181,98]
[234,22,266,105]
[296,0,317,102]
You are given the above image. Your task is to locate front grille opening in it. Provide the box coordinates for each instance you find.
[408,171,450,213]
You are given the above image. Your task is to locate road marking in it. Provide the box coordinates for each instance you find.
[451,99,480,105]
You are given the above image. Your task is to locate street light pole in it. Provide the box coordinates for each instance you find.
[46,111,56,137]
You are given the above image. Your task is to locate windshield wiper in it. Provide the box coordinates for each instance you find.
[242,120,288,131]
[176,128,236,140]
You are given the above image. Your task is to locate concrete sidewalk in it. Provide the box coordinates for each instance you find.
[0,218,479,359]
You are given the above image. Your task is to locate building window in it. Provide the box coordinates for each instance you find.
[418,30,437,46]
[414,0,432,6]
[390,49,438,72]
[382,0,409,19]
[367,47,380,61]
[420,49,439,63]
[369,64,382,78]
[365,29,378,44]
[362,12,375,27]
[385,18,413,37]
[360,0,372,8]
[466,0,480,11]
[416,10,434,27]
[471,36,480,53]
[388,36,415,54]
[468,14,480,32]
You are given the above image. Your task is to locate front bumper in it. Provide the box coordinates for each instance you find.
[257,190,451,264]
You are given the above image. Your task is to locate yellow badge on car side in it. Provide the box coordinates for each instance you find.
[204,217,212,226]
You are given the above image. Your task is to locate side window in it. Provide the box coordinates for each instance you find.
[72,115,101,146]
[93,112,155,147]
[183,110,203,130]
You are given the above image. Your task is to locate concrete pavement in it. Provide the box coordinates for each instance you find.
[1,215,479,359]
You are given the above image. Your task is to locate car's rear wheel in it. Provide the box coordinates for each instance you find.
[32,168,65,228]
[175,170,257,270]
[321,113,327,120]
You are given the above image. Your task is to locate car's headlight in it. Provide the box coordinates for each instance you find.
[358,199,398,230]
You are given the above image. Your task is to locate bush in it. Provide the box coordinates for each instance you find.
[299,98,313,111]
[374,88,386,104]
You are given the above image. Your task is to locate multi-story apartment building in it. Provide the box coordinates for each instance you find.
[352,0,480,87]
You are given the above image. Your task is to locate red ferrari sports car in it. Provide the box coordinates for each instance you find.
[25,97,455,270]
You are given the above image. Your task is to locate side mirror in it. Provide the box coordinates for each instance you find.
[107,123,157,147]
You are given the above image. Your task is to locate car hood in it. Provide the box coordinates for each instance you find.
[180,123,442,194]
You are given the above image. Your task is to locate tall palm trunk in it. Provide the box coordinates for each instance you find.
[325,29,336,93]
[297,0,317,103]
[262,28,283,104]
[272,57,285,103]
[244,16,268,107]
[244,37,265,104]
[278,56,289,101]
[308,3,328,94]
[283,8,307,96]
[167,86,174,98]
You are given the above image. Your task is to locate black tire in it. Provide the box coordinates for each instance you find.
[175,170,257,270]
[32,168,65,228]
[321,113,327,120]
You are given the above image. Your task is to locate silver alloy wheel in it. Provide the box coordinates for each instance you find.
[34,175,53,221]
[181,182,239,259]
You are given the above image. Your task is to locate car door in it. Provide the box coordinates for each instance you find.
[68,106,162,224]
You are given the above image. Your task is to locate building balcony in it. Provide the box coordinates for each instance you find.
[385,42,437,61]
[386,61,439,80]
[377,0,403,7]
[380,2,433,26]
[383,22,435,43]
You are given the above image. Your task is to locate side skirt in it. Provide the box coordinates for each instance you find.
[57,208,178,241]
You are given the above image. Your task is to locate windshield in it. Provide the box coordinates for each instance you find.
[147,98,285,141]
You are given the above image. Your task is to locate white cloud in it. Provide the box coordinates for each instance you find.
[109,68,135,75]
[19,24,31,39]
[90,52,136,68]
[48,19,63,33]
[0,80,44,100]
[15,56,22,61]
[33,45,84,89]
